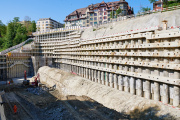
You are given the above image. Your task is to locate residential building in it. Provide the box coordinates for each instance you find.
[64,8,87,27]
[64,0,133,27]
[36,18,63,32]
[153,0,163,11]
[153,0,176,11]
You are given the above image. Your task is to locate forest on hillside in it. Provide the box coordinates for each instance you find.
[0,17,36,51]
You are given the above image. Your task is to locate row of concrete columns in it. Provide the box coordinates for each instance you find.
[57,63,180,107]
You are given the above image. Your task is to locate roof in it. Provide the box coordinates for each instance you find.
[87,0,128,9]
[68,7,87,16]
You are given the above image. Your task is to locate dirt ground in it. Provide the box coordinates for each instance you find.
[0,84,130,120]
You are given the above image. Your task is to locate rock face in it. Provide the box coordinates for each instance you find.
[38,66,180,119]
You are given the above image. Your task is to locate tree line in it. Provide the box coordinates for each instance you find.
[0,17,36,51]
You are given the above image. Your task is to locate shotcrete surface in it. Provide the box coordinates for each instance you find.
[81,9,180,40]
[38,66,180,119]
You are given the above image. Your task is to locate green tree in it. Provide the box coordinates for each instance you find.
[4,22,14,48]
[141,7,151,12]
[0,20,6,38]
[110,11,116,18]
[116,8,122,17]
[3,17,28,49]
[13,17,20,23]
[31,20,36,32]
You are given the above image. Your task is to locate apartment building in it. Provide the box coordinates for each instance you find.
[64,8,87,27]
[153,0,177,11]
[36,18,63,32]
[64,0,133,27]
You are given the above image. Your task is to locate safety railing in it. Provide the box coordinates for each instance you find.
[0,38,34,55]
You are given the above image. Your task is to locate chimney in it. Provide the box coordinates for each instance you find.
[162,20,168,30]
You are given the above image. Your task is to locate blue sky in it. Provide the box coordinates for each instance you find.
[0,0,152,24]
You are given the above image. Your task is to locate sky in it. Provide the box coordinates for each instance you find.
[0,0,153,24]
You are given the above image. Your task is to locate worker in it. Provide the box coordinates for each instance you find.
[24,70,27,80]
[0,102,4,106]
[13,105,17,114]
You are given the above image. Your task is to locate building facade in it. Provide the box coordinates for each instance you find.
[36,18,63,32]
[153,0,163,11]
[64,0,133,27]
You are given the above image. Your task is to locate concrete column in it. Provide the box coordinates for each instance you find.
[101,71,105,85]
[94,70,97,83]
[109,73,113,87]
[89,68,91,80]
[173,86,180,107]
[98,71,101,83]
[91,69,94,81]
[118,75,123,91]
[162,84,169,104]
[130,77,135,95]
[114,65,118,89]
[124,76,129,92]
[145,80,151,99]
[137,79,143,97]
[114,74,117,89]
[154,82,160,101]
[86,68,88,79]
[105,72,108,86]
[173,72,180,106]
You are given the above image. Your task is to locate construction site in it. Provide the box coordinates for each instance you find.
[0,9,180,120]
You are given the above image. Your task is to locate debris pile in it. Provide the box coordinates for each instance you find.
[27,87,45,95]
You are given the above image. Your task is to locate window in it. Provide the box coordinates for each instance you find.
[90,13,93,16]
[104,12,107,15]
[94,13,97,16]
[104,8,106,11]
[103,16,107,19]
[99,17,102,20]
[46,21,48,23]
[87,20,89,23]
[94,22,97,25]
[90,22,93,25]
[94,17,97,20]
[100,12,103,15]
[90,18,93,21]
[157,4,161,7]
[94,9,98,12]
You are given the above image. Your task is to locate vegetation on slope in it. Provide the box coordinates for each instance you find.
[0,17,36,52]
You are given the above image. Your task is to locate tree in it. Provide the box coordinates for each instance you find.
[24,16,31,21]
[116,8,122,17]
[141,7,151,12]
[4,22,14,48]
[31,20,36,32]
[0,20,6,38]
[110,11,116,18]
[13,17,20,23]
